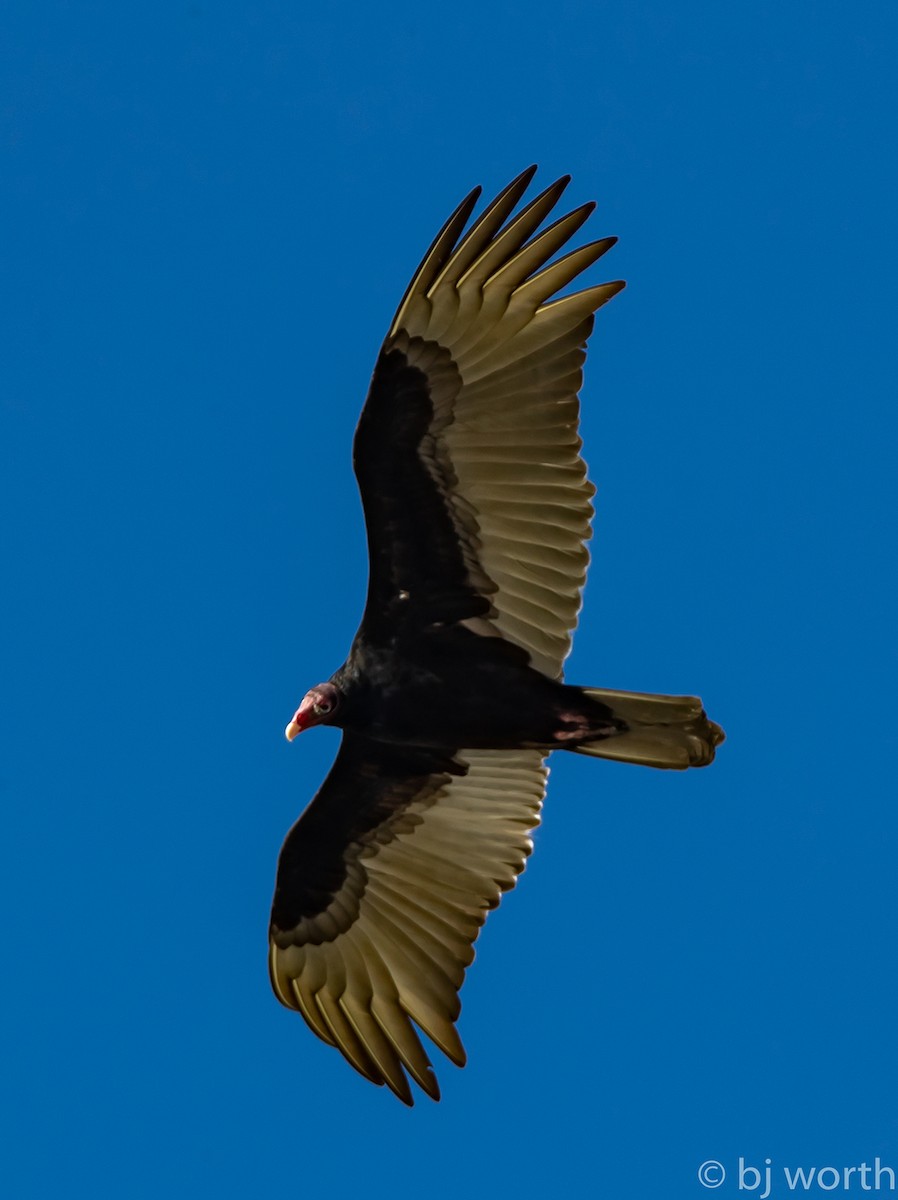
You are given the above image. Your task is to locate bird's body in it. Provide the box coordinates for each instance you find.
[269,168,724,1105]
[330,625,621,751]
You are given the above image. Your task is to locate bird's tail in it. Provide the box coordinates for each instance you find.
[572,687,724,769]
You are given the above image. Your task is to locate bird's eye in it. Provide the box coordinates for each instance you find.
[313,701,330,716]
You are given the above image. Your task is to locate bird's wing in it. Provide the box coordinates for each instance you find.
[353,166,624,677]
[269,733,547,1105]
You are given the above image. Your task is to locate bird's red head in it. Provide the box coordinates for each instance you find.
[284,682,340,741]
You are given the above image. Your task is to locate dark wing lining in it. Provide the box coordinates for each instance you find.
[269,733,547,1105]
[270,734,455,931]
[352,167,624,675]
[353,346,494,642]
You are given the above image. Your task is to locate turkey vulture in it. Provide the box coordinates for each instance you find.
[270,167,723,1105]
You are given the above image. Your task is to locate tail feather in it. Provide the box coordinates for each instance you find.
[573,687,724,770]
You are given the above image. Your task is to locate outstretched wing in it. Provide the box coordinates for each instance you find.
[269,734,547,1105]
[353,166,624,677]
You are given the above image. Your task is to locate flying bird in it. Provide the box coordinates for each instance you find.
[269,167,724,1105]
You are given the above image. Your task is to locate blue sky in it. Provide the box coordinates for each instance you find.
[3,2,897,1196]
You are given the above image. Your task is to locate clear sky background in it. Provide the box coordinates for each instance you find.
[3,2,897,1197]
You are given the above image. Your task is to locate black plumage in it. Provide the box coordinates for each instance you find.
[269,168,724,1105]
